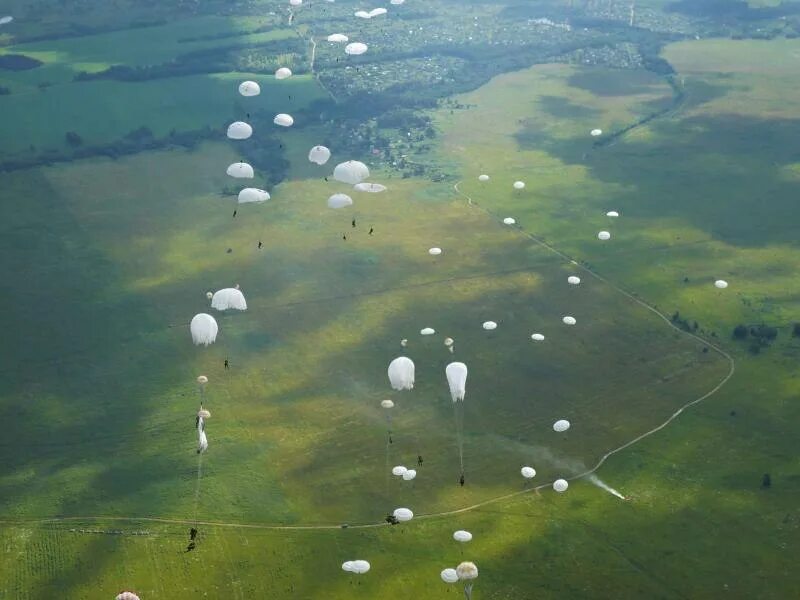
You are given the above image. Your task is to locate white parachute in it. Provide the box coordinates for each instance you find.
[553,479,569,492]
[238,188,270,204]
[562,316,576,325]
[274,113,294,127]
[290,0,302,5]
[190,313,218,346]
[390,0,405,4]
[381,399,394,409]
[457,561,479,599]
[715,280,728,289]
[388,357,415,390]
[275,67,293,80]
[567,276,581,285]
[116,594,140,600]
[392,465,407,477]
[531,333,545,341]
[402,469,417,481]
[226,162,254,178]
[420,327,435,335]
[607,210,619,217]
[345,42,368,55]
[482,321,497,330]
[327,193,353,209]
[453,530,472,543]
[503,217,516,225]
[393,508,413,522]
[333,160,370,184]
[428,247,442,256]
[198,409,211,419]
[441,568,459,584]
[0,16,14,26]
[211,288,247,311]
[369,7,388,16]
[308,145,331,165]
[327,33,349,42]
[445,362,467,402]
[355,10,371,18]
[238,81,260,97]
[553,419,570,432]
[521,466,536,479]
[591,128,603,137]
[513,181,525,190]
[598,231,611,241]
[353,182,386,193]
[478,174,490,182]
[226,121,252,140]
[342,560,370,574]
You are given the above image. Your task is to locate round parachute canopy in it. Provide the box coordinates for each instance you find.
[453,530,472,543]
[190,313,218,346]
[342,561,354,573]
[388,357,415,391]
[197,375,208,384]
[503,217,516,225]
[327,193,353,209]
[206,291,214,300]
[238,188,270,204]
[0,16,14,26]
[290,0,303,5]
[531,333,545,341]
[715,279,728,289]
[446,362,468,403]
[391,0,405,4]
[211,288,247,311]
[393,507,413,522]
[568,276,581,285]
[349,560,370,574]
[116,594,140,600]
[334,160,370,184]
[482,321,497,330]
[420,327,435,335]
[227,162,254,179]
[513,181,525,190]
[591,128,603,137]
[400,339,408,347]
[275,67,292,80]
[381,399,394,409]
[521,466,536,479]
[327,33,349,42]
[402,469,417,481]
[553,479,569,493]
[392,465,408,476]
[553,419,570,432]
[345,42,368,55]
[598,231,611,241]
[308,145,331,165]
[369,7,388,16]
[444,337,454,347]
[227,121,252,140]
[428,247,442,256]
[562,316,576,326]
[478,174,490,182]
[238,81,260,97]
[274,113,294,127]
[198,409,211,419]
[355,10,371,18]
[607,210,619,217]
[441,568,459,584]
[456,562,479,581]
[353,182,386,193]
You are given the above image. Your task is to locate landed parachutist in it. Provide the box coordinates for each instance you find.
[185,541,196,552]
[417,455,423,466]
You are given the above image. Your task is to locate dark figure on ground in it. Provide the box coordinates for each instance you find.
[343,234,347,241]
[190,528,197,540]
[388,435,393,444]
[369,227,374,235]
[762,473,772,489]
[324,177,328,182]
[417,455,423,466]
[385,514,399,525]
[232,210,237,218]
[224,359,229,369]
[352,218,356,228]
[459,474,465,487]
[258,241,263,249]
[186,542,196,552]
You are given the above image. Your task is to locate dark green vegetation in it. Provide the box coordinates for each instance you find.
[1,1,800,598]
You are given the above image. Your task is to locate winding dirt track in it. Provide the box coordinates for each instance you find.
[1,183,735,534]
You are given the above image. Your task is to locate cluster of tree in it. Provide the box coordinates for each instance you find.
[732,323,778,354]
[671,311,700,333]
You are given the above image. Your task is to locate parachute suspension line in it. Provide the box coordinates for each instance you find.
[193,452,204,526]
[453,403,465,475]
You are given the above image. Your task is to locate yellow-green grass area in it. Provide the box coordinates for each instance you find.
[0,16,293,86]
[0,126,727,537]
[0,72,322,159]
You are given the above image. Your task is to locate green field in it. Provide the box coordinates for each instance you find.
[1,14,800,600]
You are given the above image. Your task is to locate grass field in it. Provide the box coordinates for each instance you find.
[1,30,799,600]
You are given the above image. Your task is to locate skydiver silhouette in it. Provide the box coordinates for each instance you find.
[258,240,263,249]
[189,528,197,540]
[246,113,250,119]
[195,415,199,429]
[352,218,356,228]
[232,210,237,218]
[417,455,423,466]
[369,227,374,235]
[224,359,229,369]
[459,474,465,487]
[185,541,196,552]
[324,177,328,182]
[343,233,347,241]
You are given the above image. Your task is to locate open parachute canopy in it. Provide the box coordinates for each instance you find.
[327,193,353,209]
[441,568,459,584]
[715,279,729,289]
[553,419,570,432]
[428,247,442,256]
[345,42,368,55]
[420,327,435,335]
[393,507,413,522]
[327,33,349,42]
[353,182,386,193]
[226,162,254,178]
[0,16,13,26]
[226,121,252,140]
[274,113,294,127]
[116,594,140,600]
[482,321,497,330]
[238,80,260,97]
[521,466,536,479]
[211,288,247,311]
[392,465,408,476]
[453,530,473,543]
[598,231,611,240]
[513,181,525,190]
[308,145,331,165]
[503,217,516,225]
[275,67,292,79]
[531,333,545,341]
[342,559,370,574]
[333,160,370,184]
[238,188,270,204]
[445,362,468,402]
[553,479,569,492]
[478,174,490,182]
[402,469,417,481]
[456,562,479,581]
[562,316,577,325]
[568,276,581,285]
[190,313,218,346]
[388,357,415,390]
